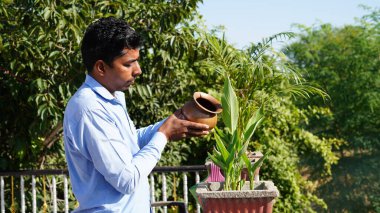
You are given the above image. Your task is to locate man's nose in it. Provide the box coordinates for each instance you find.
[133,62,142,77]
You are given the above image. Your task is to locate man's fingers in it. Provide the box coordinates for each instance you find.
[186,126,209,135]
[163,111,211,141]
[186,131,209,137]
[183,120,209,130]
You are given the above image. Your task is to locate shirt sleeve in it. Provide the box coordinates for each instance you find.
[79,109,167,194]
[136,118,167,148]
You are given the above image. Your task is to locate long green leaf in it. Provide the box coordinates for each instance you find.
[228,127,239,150]
[214,127,229,146]
[243,108,264,144]
[208,152,227,169]
[225,149,235,171]
[221,75,239,133]
[242,154,252,171]
[212,149,223,160]
[249,151,270,177]
[214,132,230,161]
[225,129,238,172]
[238,139,250,160]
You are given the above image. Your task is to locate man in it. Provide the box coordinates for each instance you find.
[63,17,209,212]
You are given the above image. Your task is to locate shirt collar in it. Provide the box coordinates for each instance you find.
[84,74,115,101]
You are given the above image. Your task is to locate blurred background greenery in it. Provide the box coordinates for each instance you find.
[0,0,379,212]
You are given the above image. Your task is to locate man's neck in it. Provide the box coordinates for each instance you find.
[88,72,116,96]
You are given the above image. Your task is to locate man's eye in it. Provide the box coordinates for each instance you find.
[124,64,131,67]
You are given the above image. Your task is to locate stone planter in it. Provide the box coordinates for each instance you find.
[194,181,279,213]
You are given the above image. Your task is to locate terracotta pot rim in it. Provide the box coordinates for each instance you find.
[193,92,223,114]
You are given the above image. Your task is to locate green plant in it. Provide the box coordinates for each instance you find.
[198,30,342,212]
[208,75,268,190]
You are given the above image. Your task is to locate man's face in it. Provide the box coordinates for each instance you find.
[103,48,141,93]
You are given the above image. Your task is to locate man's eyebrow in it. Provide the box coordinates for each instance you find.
[120,50,128,56]
[125,57,139,63]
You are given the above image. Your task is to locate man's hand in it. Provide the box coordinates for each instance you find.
[158,109,210,141]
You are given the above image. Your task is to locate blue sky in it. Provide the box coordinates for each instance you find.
[198,0,379,49]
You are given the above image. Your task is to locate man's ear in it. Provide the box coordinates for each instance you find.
[93,60,106,76]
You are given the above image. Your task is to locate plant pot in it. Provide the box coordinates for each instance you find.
[181,92,223,130]
[194,181,279,213]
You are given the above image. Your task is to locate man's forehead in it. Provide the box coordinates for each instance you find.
[117,48,139,62]
[120,48,139,56]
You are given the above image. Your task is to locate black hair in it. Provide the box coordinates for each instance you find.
[81,17,141,72]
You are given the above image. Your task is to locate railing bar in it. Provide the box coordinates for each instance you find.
[150,174,155,213]
[64,175,69,213]
[52,176,57,213]
[0,166,207,177]
[0,169,68,177]
[152,165,207,173]
[149,173,156,213]
[162,173,167,213]
[21,176,25,213]
[1,176,4,213]
[32,175,36,213]
[183,173,188,208]
[195,172,201,213]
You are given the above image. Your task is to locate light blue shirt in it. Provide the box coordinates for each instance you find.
[63,75,167,212]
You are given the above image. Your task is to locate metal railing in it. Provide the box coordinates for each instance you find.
[0,165,208,213]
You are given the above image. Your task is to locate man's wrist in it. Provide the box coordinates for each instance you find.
[158,126,169,140]
[154,132,168,150]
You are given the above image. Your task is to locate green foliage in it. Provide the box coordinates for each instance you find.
[0,0,206,211]
[199,31,341,212]
[0,0,346,212]
[317,151,380,212]
[285,22,380,151]
[285,7,380,212]
[255,95,343,212]
[0,0,206,170]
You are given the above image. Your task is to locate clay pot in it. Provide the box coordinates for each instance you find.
[181,92,223,130]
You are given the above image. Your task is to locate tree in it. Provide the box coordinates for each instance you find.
[285,22,380,151]
[285,7,380,212]
[0,0,206,170]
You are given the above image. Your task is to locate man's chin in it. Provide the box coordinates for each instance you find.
[123,84,133,90]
